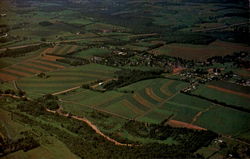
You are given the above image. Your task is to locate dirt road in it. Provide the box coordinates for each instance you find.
[52,86,81,96]
[46,108,134,146]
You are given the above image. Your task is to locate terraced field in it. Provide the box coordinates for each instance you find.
[47,45,80,55]
[59,78,191,123]
[0,48,67,82]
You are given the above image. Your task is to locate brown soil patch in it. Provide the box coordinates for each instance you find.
[173,67,185,74]
[57,45,71,55]
[191,112,203,124]
[0,73,17,81]
[15,65,42,74]
[132,93,154,108]
[207,85,250,99]
[24,62,55,71]
[2,68,32,77]
[31,59,65,69]
[191,105,214,124]
[160,80,174,97]
[67,45,78,54]
[145,88,164,102]
[168,120,206,131]
[41,55,65,62]
[122,99,144,115]
[40,48,53,56]
[48,46,60,54]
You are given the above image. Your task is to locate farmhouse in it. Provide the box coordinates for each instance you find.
[0,14,7,17]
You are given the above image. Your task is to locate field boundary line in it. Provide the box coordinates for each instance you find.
[134,92,179,120]
[61,100,131,120]
[132,93,154,108]
[160,80,174,97]
[122,99,144,115]
[145,88,164,103]
[52,86,81,95]
[191,105,215,124]
[207,85,250,99]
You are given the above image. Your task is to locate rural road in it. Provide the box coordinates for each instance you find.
[0,93,134,146]
[46,107,134,146]
[2,94,250,146]
[52,86,81,96]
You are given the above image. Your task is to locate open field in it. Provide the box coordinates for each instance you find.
[73,47,112,59]
[150,40,250,60]
[208,80,250,94]
[192,84,250,110]
[194,106,250,136]
[17,64,119,98]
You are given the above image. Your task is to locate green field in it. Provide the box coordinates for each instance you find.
[17,64,119,98]
[73,48,112,59]
[195,107,250,136]
[192,85,250,109]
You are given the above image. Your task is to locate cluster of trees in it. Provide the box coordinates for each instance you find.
[0,89,26,97]
[56,57,89,66]
[123,120,218,152]
[0,135,40,157]
[181,91,250,113]
[15,106,206,159]
[82,79,103,90]
[17,94,59,115]
[37,72,49,78]
[206,52,249,66]
[0,44,47,57]
[104,69,164,90]
[38,21,53,26]
[162,32,216,45]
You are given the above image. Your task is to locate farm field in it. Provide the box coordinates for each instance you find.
[17,64,119,98]
[192,84,250,110]
[59,82,250,136]
[47,45,80,55]
[194,106,250,137]
[57,77,249,136]
[73,47,112,59]
[0,0,250,158]
[0,48,69,82]
[150,40,250,60]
